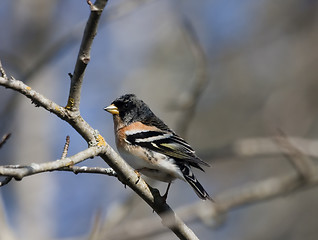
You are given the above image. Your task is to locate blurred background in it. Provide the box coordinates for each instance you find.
[1,0,318,239]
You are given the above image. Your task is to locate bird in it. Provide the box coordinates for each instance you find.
[104,93,212,200]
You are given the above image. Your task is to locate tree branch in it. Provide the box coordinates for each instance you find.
[0,1,199,239]
[0,146,105,180]
[67,0,109,111]
[0,72,102,145]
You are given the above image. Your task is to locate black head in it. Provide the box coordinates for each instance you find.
[104,94,171,131]
[105,94,151,124]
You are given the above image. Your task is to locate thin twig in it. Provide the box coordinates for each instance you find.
[59,165,117,177]
[0,133,11,149]
[61,136,70,159]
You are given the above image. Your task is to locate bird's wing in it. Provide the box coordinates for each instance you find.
[125,130,210,170]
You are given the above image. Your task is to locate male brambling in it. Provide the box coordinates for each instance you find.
[104,94,212,200]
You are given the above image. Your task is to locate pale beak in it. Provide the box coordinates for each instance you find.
[104,104,119,115]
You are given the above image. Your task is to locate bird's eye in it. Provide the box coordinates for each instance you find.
[123,103,129,109]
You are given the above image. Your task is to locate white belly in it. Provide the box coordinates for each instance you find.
[118,147,184,182]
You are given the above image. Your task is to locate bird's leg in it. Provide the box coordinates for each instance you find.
[134,169,142,184]
[162,182,171,201]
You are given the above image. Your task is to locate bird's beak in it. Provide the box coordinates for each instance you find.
[104,104,119,115]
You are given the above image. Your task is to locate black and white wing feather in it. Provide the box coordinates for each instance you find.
[126,129,212,200]
[125,130,210,171]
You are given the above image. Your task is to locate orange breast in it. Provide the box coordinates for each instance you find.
[115,121,159,150]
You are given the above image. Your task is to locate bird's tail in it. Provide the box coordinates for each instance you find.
[178,164,213,201]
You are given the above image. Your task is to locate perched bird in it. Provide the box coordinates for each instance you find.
[104,94,212,200]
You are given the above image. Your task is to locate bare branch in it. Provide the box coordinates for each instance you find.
[58,136,117,177]
[59,165,117,177]
[67,0,109,111]
[0,73,67,118]
[0,73,101,145]
[0,146,105,180]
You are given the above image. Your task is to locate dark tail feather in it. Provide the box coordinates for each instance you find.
[179,164,213,201]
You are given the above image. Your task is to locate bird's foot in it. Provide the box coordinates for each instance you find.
[134,169,141,184]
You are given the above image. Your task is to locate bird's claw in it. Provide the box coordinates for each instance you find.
[134,169,141,184]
